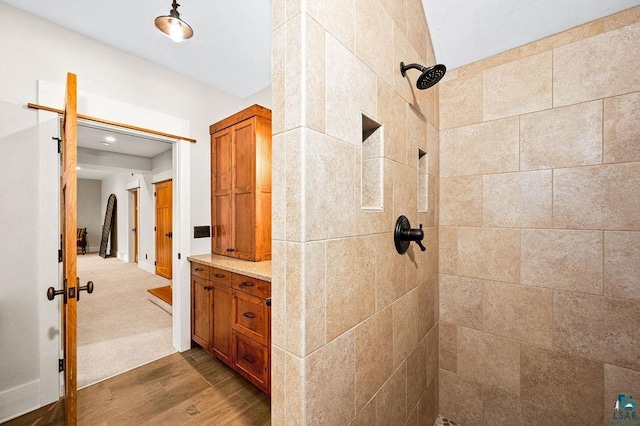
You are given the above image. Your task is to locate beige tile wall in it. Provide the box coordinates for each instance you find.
[272,0,440,424]
[438,7,640,426]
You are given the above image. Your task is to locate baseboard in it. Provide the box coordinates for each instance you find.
[0,380,40,423]
[139,261,155,274]
[116,251,128,261]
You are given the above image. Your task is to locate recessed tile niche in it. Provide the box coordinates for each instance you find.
[361,113,383,209]
[418,148,428,212]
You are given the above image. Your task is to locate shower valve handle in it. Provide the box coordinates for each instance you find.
[394,216,426,254]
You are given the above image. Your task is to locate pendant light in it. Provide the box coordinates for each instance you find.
[155,0,193,42]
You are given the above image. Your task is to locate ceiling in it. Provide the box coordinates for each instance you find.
[423,0,640,70]
[2,0,638,99]
[78,125,172,158]
[0,0,272,99]
[76,123,172,180]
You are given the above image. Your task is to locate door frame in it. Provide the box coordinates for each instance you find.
[36,87,193,408]
[134,189,139,263]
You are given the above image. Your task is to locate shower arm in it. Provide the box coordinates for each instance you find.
[400,62,426,77]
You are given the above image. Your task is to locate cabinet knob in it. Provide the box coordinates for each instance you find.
[265,298,271,307]
[241,282,255,288]
[243,355,256,364]
[213,273,226,278]
[204,286,212,291]
[195,268,204,272]
[243,312,256,319]
[226,248,235,253]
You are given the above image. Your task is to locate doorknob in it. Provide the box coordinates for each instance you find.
[77,281,94,302]
[47,287,65,301]
[47,280,67,303]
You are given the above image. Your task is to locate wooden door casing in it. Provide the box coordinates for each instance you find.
[155,180,172,279]
[61,72,79,424]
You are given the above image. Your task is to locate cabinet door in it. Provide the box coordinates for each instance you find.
[211,282,233,366]
[191,275,211,350]
[232,290,268,345]
[232,331,269,394]
[212,128,233,256]
[232,119,256,260]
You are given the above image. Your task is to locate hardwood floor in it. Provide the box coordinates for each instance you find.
[5,348,271,426]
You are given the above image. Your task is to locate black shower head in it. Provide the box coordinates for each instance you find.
[400,62,447,90]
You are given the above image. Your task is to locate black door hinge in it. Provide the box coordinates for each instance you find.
[59,359,64,372]
[154,261,157,266]
[154,226,157,231]
[154,192,156,197]
[178,253,181,260]
[52,137,61,154]
[58,249,62,263]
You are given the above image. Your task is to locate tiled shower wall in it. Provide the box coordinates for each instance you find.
[438,7,640,426]
[271,0,440,424]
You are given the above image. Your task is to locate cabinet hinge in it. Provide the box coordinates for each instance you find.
[154,261,157,266]
[154,192,156,197]
[59,359,64,372]
[154,226,157,231]
[58,249,62,263]
[178,253,181,260]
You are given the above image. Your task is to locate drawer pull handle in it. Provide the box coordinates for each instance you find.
[195,268,204,272]
[241,282,255,287]
[214,273,226,278]
[243,312,256,319]
[204,286,212,291]
[243,355,256,364]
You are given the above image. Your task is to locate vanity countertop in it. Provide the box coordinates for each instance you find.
[187,253,272,282]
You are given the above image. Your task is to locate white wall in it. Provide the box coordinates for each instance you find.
[0,3,271,421]
[152,149,172,174]
[0,101,41,420]
[77,179,102,252]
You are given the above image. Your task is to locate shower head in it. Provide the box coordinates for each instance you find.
[400,62,447,90]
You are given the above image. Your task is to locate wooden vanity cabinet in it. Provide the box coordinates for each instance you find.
[190,261,271,395]
[210,104,272,262]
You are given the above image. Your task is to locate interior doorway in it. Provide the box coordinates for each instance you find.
[75,121,178,389]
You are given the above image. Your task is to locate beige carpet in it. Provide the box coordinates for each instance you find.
[76,254,176,389]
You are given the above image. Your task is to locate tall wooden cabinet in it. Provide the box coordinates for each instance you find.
[210,105,272,262]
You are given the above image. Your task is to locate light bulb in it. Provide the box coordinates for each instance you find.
[169,19,184,42]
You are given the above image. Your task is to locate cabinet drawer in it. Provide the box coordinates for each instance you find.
[191,262,210,279]
[232,291,268,345]
[210,267,232,286]
[232,274,270,299]
[233,331,268,392]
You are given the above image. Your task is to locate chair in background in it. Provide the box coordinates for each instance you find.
[77,228,87,255]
